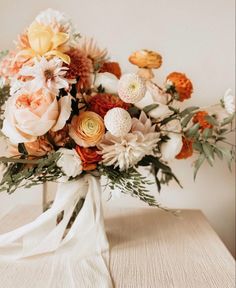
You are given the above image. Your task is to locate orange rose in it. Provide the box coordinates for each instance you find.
[176,137,193,159]
[76,146,102,171]
[89,93,130,118]
[69,111,105,147]
[99,62,122,79]
[192,111,213,131]
[166,72,193,101]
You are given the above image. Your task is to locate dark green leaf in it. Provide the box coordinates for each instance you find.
[143,104,159,114]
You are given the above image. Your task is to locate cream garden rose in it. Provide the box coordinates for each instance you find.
[2,90,71,144]
[69,111,105,147]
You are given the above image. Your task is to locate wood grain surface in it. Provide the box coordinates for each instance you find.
[0,206,235,288]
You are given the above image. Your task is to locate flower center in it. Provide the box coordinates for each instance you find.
[44,69,54,81]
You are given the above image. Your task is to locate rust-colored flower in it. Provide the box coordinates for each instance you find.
[192,111,213,130]
[89,93,130,118]
[65,48,93,90]
[176,137,193,159]
[24,136,54,157]
[99,62,122,79]
[129,49,162,69]
[48,125,70,147]
[69,111,105,147]
[166,72,193,101]
[76,146,102,171]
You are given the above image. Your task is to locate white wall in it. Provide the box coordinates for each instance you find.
[0,0,235,256]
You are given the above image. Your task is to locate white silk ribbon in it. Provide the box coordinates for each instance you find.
[0,175,113,288]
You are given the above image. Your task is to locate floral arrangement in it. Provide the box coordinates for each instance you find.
[0,9,235,208]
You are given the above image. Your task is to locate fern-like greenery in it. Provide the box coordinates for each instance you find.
[99,164,170,212]
[0,152,64,194]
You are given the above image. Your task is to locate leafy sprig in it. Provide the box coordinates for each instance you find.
[0,152,64,194]
[99,164,170,211]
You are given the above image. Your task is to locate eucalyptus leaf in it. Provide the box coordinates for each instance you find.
[202,128,213,140]
[192,141,203,152]
[221,113,235,126]
[181,113,194,128]
[194,154,205,180]
[186,123,200,138]
[205,115,218,126]
[213,146,223,160]
[143,104,159,114]
[179,106,199,117]
[202,143,214,165]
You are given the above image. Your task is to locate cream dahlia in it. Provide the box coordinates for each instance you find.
[99,112,160,170]
[19,57,69,94]
[118,73,146,104]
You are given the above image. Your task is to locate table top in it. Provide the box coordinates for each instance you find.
[0,206,235,288]
[105,207,235,288]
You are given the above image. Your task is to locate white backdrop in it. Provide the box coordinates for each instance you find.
[0,0,235,256]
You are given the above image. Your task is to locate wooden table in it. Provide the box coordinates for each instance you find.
[0,206,235,288]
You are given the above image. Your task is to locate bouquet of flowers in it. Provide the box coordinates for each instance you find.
[0,9,235,209]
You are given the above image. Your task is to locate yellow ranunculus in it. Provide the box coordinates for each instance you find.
[69,112,105,147]
[18,22,71,64]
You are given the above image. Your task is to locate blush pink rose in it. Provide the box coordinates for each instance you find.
[2,89,71,144]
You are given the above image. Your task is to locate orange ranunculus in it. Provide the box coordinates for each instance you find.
[89,93,130,118]
[176,137,193,159]
[99,62,122,79]
[192,111,213,130]
[166,72,193,101]
[69,111,105,147]
[76,146,102,171]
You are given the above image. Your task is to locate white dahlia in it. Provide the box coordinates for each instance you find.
[118,73,146,103]
[35,9,72,32]
[99,112,160,170]
[222,89,235,115]
[104,108,132,137]
[19,57,69,94]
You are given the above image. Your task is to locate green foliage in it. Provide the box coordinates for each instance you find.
[0,85,10,129]
[99,164,169,211]
[143,104,159,114]
[138,155,182,191]
[0,152,64,194]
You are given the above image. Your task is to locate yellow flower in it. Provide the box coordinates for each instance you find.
[17,22,70,64]
[69,111,105,147]
[129,49,162,69]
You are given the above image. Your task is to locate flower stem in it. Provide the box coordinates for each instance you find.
[0,157,39,164]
